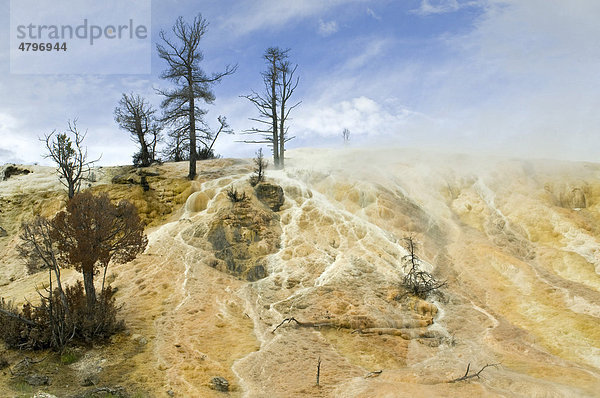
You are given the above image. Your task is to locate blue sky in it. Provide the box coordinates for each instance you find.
[1,0,600,165]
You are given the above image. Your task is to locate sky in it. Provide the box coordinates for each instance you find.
[1,0,600,166]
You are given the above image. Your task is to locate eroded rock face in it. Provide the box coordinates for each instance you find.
[206,197,281,281]
[255,182,284,211]
[545,182,589,209]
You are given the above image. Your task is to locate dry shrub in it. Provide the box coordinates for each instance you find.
[226,186,247,202]
[0,282,123,351]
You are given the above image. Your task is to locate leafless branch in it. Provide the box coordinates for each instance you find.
[448,363,500,383]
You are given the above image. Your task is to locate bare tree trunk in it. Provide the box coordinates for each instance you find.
[136,120,151,167]
[52,264,68,313]
[189,75,197,180]
[83,270,96,311]
[279,106,285,169]
[270,58,280,168]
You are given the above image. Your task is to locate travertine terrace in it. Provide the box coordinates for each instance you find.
[1,147,599,397]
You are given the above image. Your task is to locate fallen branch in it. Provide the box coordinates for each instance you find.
[352,328,441,341]
[316,356,321,386]
[272,317,336,333]
[272,317,300,333]
[365,370,383,378]
[448,363,500,383]
[0,307,39,327]
[9,355,49,376]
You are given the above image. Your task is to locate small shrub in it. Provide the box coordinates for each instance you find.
[0,282,124,351]
[198,146,220,160]
[226,186,247,203]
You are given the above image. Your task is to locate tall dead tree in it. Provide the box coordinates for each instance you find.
[43,119,99,199]
[241,47,300,169]
[114,93,162,167]
[277,60,300,168]
[157,14,236,179]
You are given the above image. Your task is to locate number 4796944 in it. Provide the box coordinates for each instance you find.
[18,42,67,51]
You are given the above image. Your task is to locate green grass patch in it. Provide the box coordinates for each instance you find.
[60,349,81,365]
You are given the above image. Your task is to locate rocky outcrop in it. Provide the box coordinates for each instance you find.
[545,182,589,209]
[255,182,284,211]
[0,226,7,237]
[205,195,281,281]
[210,376,230,392]
[1,164,31,181]
[110,168,160,186]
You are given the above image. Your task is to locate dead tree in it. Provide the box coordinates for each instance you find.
[114,93,162,167]
[206,116,233,153]
[401,236,446,298]
[241,47,299,169]
[277,60,300,168]
[42,119,99,199]
[342,128,350,144]
[448,363,500,383]
[17,218,71,348]
[249,148,268,186]
[157,14,237,179]
[18,217,68,308]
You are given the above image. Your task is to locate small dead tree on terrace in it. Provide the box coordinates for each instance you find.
[249,148,268,186]
[401,236,446,298]
[43,119,100,199]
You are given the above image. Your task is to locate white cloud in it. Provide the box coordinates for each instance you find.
[414,0,600,160]
[288,0,600,161]
[294,96,426,140]
[0,148,25,165]
[218,0,367,37]
[366,7,381,20]
[0,112,45,165]
[412,0,481,16]
[318,20,339,36]
[342,37,389,70]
